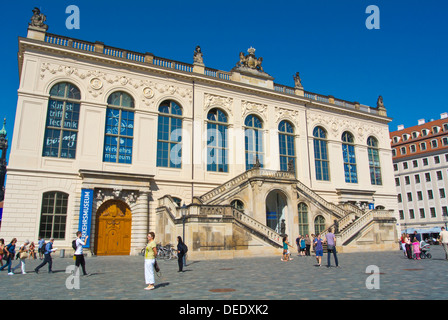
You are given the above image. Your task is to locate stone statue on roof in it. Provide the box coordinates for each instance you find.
[293,72,303,88]
[193,45,204,66]
[29,7,48,30]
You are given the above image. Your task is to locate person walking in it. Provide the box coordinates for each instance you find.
[439,227,448,260]
[74,231,89,276]
[281,235,293,261]
[177,236,187,272]
[34,238,55,274]
[28,242,36,260]
[0,238,5,267]
[305,234,311,256]
[314,234,324,267]
[0,238,17,275]
[324,229,339,268]
[12,240,30,274]
[405,234,413,260]
[144,232,157,290]
[37,237,45,260]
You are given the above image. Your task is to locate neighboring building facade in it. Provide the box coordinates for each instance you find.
[0,9,398,258]
[391,113,448,235]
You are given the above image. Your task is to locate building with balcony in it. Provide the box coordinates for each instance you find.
[0,9,398,258]
[391,113,448,237]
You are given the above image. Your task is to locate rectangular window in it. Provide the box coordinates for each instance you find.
[39,192,68,240]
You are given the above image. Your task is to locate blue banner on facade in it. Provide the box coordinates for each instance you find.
[78,189,93,248]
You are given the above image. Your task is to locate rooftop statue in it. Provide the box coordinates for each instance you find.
[29,7,48,30]
[236,47,264,72]
[232,47,273,80]
[377,95,385,109]
[193,45,204,66]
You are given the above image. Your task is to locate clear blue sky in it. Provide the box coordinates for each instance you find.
[1,0,447,162]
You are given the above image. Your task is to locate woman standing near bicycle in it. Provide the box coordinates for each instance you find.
[144,232,157,290]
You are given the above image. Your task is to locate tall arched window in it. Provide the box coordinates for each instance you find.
[314,215,326,235]
[207,108,228,172]
[39,191,69,240]
[367,136,382,185]
[278,120,296,172]
[103,91,135,164]
[313,126,329,181]
[43,82,81,159]
[342,131,358,183]
[245,114,264,170]
[298,203,309,235]
[157,100,183,168]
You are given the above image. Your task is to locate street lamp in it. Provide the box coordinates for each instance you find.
[181,203,187,267]
[181,203,187,239]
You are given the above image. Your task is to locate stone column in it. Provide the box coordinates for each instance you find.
[131,190,150,254]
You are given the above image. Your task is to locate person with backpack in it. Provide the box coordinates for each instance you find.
[0,238,17,275]
[34,238,56,274]
[73,231,89,276]
[177,236,188,272]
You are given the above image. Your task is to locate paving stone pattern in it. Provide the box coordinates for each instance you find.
[2,246,448,300]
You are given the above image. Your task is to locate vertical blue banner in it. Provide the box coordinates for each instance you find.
[78,189,93,248]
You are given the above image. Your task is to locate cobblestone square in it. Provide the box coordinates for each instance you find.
[2,246,448,301]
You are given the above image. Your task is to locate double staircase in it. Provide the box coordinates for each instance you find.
[157,168,396,254]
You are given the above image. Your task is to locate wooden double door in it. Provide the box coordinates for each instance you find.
[95,200,132,256]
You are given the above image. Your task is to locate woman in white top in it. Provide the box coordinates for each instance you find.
[74,231,89,276]
[12,240,30,274]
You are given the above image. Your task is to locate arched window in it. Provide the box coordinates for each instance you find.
[342,131,358,183]
[157,100,182,168]
[39,191,69,240]
[103,91,135,164]
[313,126,329,181]
[314,215,326,235]
[278,120,296,172]
[298,203,309,235]
[43,82,81,159]
[367,136,382,185]
[231,199,244,212]
[245,114,264,170]
[207,108,228,172]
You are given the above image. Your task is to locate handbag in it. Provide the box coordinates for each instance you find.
[20,252,29,259]
[154,260,160,273]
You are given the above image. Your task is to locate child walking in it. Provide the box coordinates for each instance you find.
[281,236,293,261]
[412,237,421,260]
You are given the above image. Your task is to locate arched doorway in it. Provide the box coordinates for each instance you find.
[266,190,288,234]
[95,200,132,256]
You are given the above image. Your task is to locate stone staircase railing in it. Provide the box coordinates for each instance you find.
[295,181,346,219]
[230,208,283,247]
[199,168,295,204]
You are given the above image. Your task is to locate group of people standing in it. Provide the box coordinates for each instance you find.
[282,229,339,268]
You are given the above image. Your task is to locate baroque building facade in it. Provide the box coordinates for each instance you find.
[0,9,398,258]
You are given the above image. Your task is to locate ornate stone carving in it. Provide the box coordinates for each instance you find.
[232,48,274,80]
[204,93,233,117]
[275,107,300,129]
[242,100,267,120]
